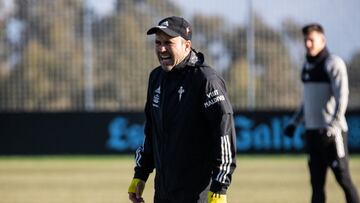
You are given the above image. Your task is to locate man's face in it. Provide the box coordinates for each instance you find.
[155,31,191,72]
[304,31,326,57]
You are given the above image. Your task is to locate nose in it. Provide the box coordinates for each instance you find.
[157,44,166,52]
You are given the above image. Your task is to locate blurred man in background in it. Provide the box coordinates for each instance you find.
[284,23,359,203]
[127,16,236,203]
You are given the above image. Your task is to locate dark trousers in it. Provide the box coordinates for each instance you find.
[305,130,359,203]
[154,196,206,203]
[154,181,209,203]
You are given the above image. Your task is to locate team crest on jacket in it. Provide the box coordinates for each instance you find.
[178,86,185,101]
[152,86,161,108]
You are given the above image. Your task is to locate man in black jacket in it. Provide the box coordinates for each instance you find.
[128,16,237,203]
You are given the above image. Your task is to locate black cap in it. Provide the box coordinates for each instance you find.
[147,16,192,40]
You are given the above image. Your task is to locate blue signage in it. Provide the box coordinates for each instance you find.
[347,115,360,150]
[1,112,358,155]
[106,114,360,152]
[107,116,144,151]
[234,115,304,152]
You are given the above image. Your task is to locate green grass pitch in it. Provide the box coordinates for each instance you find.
[0,155,359,203]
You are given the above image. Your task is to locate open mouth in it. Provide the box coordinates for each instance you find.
[160,55,172,64]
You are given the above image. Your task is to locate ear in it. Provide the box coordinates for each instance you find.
[185,40,192,51]
[320,33,326,44]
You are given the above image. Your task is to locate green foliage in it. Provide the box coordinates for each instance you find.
[348,51,360,108]
[192,13,301,109]
[0,0,359,111]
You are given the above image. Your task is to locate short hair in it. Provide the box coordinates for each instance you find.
[302,23,324,35]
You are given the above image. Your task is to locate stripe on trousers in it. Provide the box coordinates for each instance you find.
[334,133,345,158]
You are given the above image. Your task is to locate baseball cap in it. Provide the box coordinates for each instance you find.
[147,16,192,40]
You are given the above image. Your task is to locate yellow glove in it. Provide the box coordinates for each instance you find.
[128,178,145,203]
[208,191,227,203]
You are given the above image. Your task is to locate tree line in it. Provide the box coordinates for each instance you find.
[0,0,359,111]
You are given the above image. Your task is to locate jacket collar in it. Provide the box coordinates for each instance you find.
[171,49,205,71]
[306,47,330,64]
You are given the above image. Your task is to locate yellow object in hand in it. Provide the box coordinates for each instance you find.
[128,178,145,203]
[208,191,227,203]
[128,178,144,193]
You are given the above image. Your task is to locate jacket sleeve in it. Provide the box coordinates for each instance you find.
[325,55,349,131]
[133,78,155,182]
[202,74,237,194]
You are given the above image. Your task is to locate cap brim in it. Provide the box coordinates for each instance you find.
[146,26,180,37]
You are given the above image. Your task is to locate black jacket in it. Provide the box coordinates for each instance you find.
[134,50,236,200]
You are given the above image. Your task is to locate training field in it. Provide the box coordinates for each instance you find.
[0,155,359,203]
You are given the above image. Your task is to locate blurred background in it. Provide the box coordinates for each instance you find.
[1,1,360,203]
[1,0,359,112]
[1,0,360,154]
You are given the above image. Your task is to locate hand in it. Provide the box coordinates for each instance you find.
[208,191,227,203]
[326,124,341,138]
[128,178,145,203]
[283,124,296,138]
